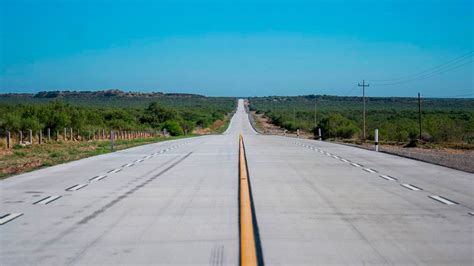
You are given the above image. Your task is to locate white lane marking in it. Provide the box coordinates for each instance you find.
[401,184,422,191]
[350,163,362,167]
[66,184,88,191]
[332,155,340,159]
[379,174,397,181]
[34,195,61,205]
[108,168,122,174]
[144,155,152,159]
[469,212,474,216]
[0,213,23,225]
[89,175,107,182]
[429,195,458,205]
[363,168,377,173]
[122,163,134,168]
[340,159,350,163]
[137,159,144,163]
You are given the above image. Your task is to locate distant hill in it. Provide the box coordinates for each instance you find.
[0,90,218,108]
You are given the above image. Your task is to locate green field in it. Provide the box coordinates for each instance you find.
[248,95,474,144]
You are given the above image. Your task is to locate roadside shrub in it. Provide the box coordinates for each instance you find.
[315,113,359,139]
[162,120,184,136]
[281,121,297,131]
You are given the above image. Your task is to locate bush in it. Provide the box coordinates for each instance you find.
[281,121,297,131]
[162,120,184,136]
[315,113,359,139]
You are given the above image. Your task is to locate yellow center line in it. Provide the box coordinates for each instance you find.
[239,134,258,266]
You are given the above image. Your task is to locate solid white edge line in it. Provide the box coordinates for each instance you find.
[401,184,421,191]
[429,195,457,205]
[0,213,23,225]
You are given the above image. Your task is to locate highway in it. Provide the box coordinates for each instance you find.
[1,99,473,265]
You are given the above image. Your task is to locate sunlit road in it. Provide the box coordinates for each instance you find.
[1,100,473,265]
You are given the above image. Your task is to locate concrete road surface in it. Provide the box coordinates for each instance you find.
[1,99,473,265]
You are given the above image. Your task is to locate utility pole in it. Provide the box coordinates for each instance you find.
[418,92,422,140]
[358,80,369,140]
[314,101,317,128]
[293,108,296,126]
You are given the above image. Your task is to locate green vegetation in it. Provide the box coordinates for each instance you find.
[0,90,236,138]
[249,95,474,144]
[0,135,191,178]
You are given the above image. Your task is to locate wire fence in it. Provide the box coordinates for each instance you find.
[1,128,169,149]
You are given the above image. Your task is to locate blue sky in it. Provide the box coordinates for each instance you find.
[0,0,473,97]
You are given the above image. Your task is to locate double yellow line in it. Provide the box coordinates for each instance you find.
[239,134,258,266]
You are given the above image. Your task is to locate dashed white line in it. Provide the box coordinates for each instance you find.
[66,184,88,191]
[363,168,377,173]
[0,213,23,225]
[34,195,61,205]
[340,159,350,163]
[379,174,397,181]
[108,168,122,174]
[350,163,363,167]
[401,184,422,191]
[429,195,458,205]
[89,175,107,182]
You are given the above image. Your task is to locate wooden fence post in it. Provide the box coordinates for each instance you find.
[70,128,73,141]
[6,130,11,149]
[19,131,23,144]
[64,128,67,141]
[47,128,51,141]
[29,129,33,144]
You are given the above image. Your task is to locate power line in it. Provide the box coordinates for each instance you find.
[370,51,473,83]
[421,93,474,98]
[372,59,473,86]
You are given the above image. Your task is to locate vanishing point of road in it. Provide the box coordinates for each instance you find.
[1,100,473,265]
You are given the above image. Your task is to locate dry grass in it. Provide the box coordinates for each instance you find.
[0,136,190,179]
